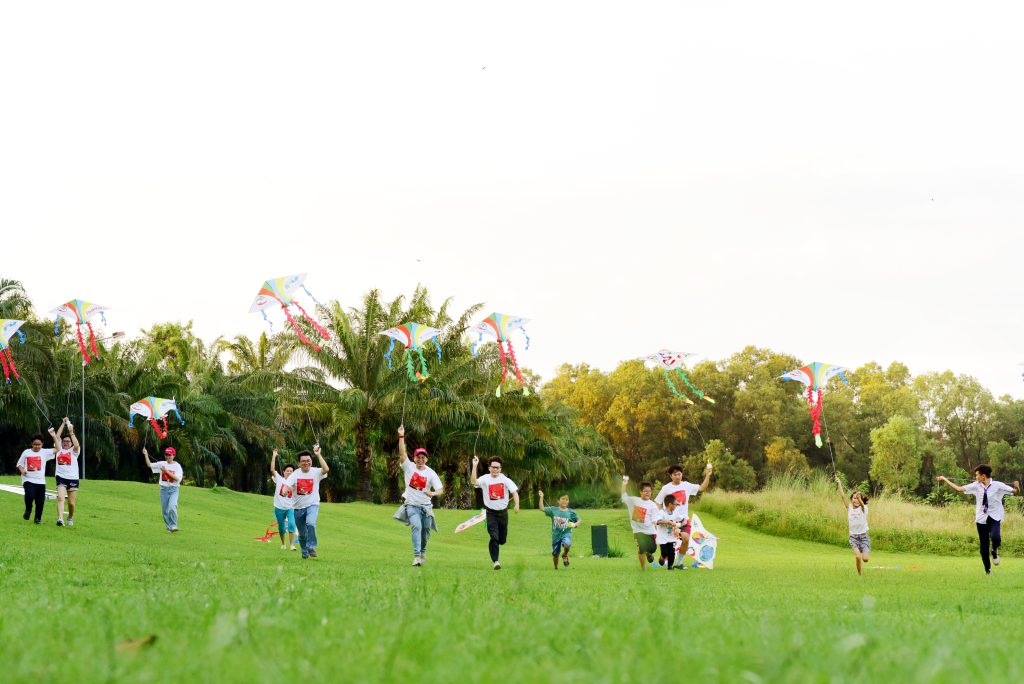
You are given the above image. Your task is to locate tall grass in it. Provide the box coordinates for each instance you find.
[696,473,1024,555]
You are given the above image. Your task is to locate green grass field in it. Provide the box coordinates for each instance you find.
[2,476,1021,683]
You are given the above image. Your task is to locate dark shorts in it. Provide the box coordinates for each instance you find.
[635,533,657,554]
[56,476,79,490]
[849,533,870,553]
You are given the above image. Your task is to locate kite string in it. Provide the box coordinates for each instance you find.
[819,393,838,475]
[63,354,76,420]
[688,407,708,451]
[400,383,408,426]
[20,375,52,429]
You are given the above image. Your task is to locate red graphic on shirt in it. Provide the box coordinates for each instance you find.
[631,506,648,523]
[296,478,314,495]
[488,483,506,500]
[672,490,688,505]
[57,451,73,466]
[278,483,293,498]
[409,472,428,491]
[26,455,42,472]
[160,468,177,483]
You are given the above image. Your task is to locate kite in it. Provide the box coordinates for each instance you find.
[381,322,442,382]
[469,313,531,397]
[681,514,718,569]
[129,397,185,439]
[454,510,487,534]
[249,274,330,351]
[50,300,109,364]
[644,350,715,405]
[254,522,279,542]
[781,362,849,447]
[0,319,26,384]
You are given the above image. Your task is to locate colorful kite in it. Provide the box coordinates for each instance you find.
[681,514,718,569]
[129,397,185,439]
[249,274,330,351]
[469,313,531,397]
[644,350,715,405]
[454,510,487,534]
[50,300,109,364]
[381,322,442,382]
[781,362,849,447]
[0,319,26,384]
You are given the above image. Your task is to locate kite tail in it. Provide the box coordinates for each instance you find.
[300,285,325,308]
[260,310,274,333]
[172,408,185,426]
[495,340,510,397]
[0,351,10,384]
[149,418,168,439]
[433,338,442,362]
[75,324,92,364]
[54,318,61,336]
[521,327,531,351]
[664,369,695,405]
[129,414,137,428]
[506,340,528,396]
[808,388,823,448]
[384,338,396,368]
[404,349,418,382]
[414,348,430,381]
[292,301,330,341]
[15,330,25,345]
[282,306,321,351]
[676,369,714,404]
[5,348,20,382]
[87,321,100,360]
[471,333,483,357]
[100,311,108,325]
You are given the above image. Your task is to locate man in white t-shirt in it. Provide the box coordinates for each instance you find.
[142,446,184,532]
[654,462,713,548]
[470,455,519,570]
[621,476,659,570]
[939,465,1021,574]
[16,429,57,524]
[396,425,443,566]
[53,417,82,527]
[285,446,329,559]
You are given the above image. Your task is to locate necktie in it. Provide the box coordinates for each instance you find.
[982,487,989,515]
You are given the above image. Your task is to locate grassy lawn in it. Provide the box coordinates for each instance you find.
[2,476,1021,683]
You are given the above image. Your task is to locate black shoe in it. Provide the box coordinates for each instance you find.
[646,553,654,564]
[56,519,64,527]
[33,519,41,524]
[986,569,991,574]
[23,513,30,521]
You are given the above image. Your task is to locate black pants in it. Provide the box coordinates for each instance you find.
[660,542,676,569]
[23,482,45,522]
[976,517,1002,571]
[485,508,509,562]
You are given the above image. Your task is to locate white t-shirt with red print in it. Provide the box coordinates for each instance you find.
[17,448,55,485]
[475,473,518,511]
[151,461,183,488]
[621,492,658,535]
[273,473,295,510]
[654,481,701,520]
[401,459,442,508]
[55,448,80,480]
[286,467,326,509]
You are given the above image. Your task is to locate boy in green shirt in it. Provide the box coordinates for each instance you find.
[538,490,581,569]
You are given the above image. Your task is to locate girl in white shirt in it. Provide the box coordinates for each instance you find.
[835,476,870,575]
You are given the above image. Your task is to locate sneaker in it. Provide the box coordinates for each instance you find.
[290,545,297,551]
[170,528,179,533]
[646,553,654,564]
[67,518,74,527]
[986,569,991,575]
[493,561,501,570]
[562,555,570,567]
[23,513,29,521]
[419,554,426,566]
[993,551,1001,566]
[281,544,287,550]
[57,519,64,527]
[34,519,41,524]
[412,556,422,566]
[308,549,318,558]
[302,553,309,559]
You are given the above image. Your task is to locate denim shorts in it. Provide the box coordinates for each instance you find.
[849,533,870,553]
[551,533,572,555]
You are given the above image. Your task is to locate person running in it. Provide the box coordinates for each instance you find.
[654,463,713,550]
[538,490,580,569]
[52,417,81,527]
[16,429,57,524]
[654,495,685,570]
[621,476,659,570]
[396,425,443,566]
[286,445,329,559]
[834,475,870,575]
[470,455,520,570]
[938,466,1021,574]
[142,446,183,532]
[271,448,298,551]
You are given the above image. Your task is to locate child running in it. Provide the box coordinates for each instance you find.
[53,417,81,527]
[538,490,580,569]
[834,475,870,575]
[938,466,1021,574]
[621,476,659,570]
[142,446,183,532]
[654,463,713,552]
[654,495,685,570]
[270,448,298,551]
[16,429,57,524]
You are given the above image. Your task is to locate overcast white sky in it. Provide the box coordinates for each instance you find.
[2,1,1022,397]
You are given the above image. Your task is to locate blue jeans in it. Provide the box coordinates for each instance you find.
[407,504,431,556]
[294,505,319,555]
[274,507,297,534]
[160,486,179,530]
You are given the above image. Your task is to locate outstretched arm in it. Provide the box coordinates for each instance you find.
[699,463,713,492]
[314,445,329,476]
[937,475,966,493]
[398,425,408,465]
[271,448,279,478]
[470,455,480,486]
[142,447,154,470]
[834,475,849,508]
[54,420,66,448]
[66,419,81,454]
[538,490,545,512]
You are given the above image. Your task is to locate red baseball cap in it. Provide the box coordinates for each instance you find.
[164,447,177,456]
[413,448,429,458]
